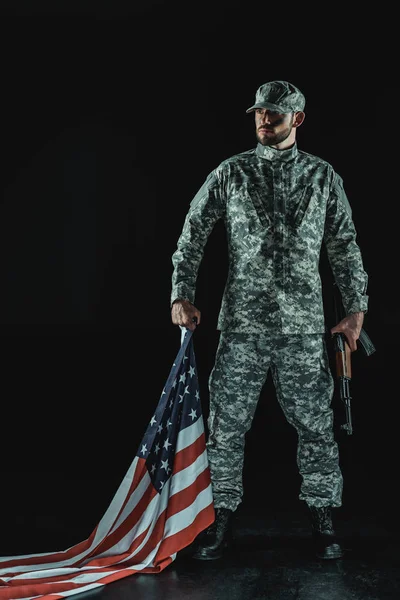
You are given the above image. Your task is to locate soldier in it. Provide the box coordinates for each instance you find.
[170,80,368,560]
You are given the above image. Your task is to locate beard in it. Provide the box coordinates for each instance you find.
[256,114,294,146]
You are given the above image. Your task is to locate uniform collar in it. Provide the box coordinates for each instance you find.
[256,141,298,162]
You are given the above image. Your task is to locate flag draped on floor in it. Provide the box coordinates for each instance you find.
[0,327,214,600]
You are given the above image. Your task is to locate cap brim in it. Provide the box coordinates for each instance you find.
[245,101,292,114]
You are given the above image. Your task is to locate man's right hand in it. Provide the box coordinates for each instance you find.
[171,299,201,331]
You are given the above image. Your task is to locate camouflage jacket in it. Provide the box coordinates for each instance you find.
[171,142,369,334]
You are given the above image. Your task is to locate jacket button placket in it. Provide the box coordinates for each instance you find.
[273,163,287,329]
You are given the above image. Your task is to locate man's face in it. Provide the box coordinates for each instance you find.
[255,108,295,146]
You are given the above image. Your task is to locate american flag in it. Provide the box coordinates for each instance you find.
[0,327,214,600]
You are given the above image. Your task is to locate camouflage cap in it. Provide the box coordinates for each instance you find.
[246,80,305,114]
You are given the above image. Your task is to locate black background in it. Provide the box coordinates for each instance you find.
[0,1,397,552]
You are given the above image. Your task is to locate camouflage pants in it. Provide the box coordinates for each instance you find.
[206,331,343,511]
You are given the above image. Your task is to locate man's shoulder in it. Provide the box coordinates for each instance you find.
[217,147,336,168]
[297,148,335,172]
[215,148,257,171]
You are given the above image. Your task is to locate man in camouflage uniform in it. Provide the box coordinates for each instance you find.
[170,80,368,560]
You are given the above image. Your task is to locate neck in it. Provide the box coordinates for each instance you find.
[271,132,297,151]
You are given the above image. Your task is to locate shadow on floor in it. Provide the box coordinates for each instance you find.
[1,503,399,600]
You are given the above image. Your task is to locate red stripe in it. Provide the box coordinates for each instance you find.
[0,486,212,598]
[155,502,215,565]
[83,523,152,568]
[1,562,146,585]
[83,467,212,569]
[0,564,147,599]
[84,502,168,569]
[0,459,150,575]
[0,523,102,573]
[114,465,213,566]
[0,458,150,571]
[83,454,212,568]
[81,440,210,565]
[105,457,149,530]
[173,431,206,474]
[168,466,212,517]
[0,425,213,598]
[83,472,157,559]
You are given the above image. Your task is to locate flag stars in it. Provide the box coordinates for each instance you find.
[138,337,204,506]
[163,438,172,451]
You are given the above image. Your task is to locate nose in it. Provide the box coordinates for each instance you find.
[259,111,272,125]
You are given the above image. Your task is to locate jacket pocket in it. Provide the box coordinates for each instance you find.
[242,188,272,229]
[290,186,316,230]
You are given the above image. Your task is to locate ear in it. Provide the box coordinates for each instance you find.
[293,111,305,128]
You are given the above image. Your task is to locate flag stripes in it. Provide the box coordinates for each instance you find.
[0,327,214,599]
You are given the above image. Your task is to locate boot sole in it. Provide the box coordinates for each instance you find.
[316,547,345,560]
[192,552,223,560]
[191,541,228,561]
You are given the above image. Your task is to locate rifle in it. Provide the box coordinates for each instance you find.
[331,283,376,435]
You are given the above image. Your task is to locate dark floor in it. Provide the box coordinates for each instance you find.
[1,326,396,598]
[2,474,399,600]
[90,510,399,600]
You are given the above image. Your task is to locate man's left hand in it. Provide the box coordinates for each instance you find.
[330,311,365,352]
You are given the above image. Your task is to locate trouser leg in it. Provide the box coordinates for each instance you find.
[206,331,271,511]
[270,334,343,507]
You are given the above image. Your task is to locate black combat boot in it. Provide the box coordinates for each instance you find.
[191,507,234,560]
[308,506,344,559]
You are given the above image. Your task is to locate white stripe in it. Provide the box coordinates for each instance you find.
[164,483,213,539]
[108,466,152,534]
[111,449,212,566]
[1,557,160,592]
[110,452,207,565]
[109,482,172,565]
[79,432,210,565]
[0,457,143,575]
[16,565,143,600]
[175,416,204,453]
[170,448,209,496]
[0,486,208,597]
[179,325,186,345]
[95,422,209,561]
[0,430,207,577]
[0,419,209,582]
[92,491,162,561]
[29,553,175,600]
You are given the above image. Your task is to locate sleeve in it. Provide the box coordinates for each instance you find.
[170,168,226,307]
[323,172,369,315]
